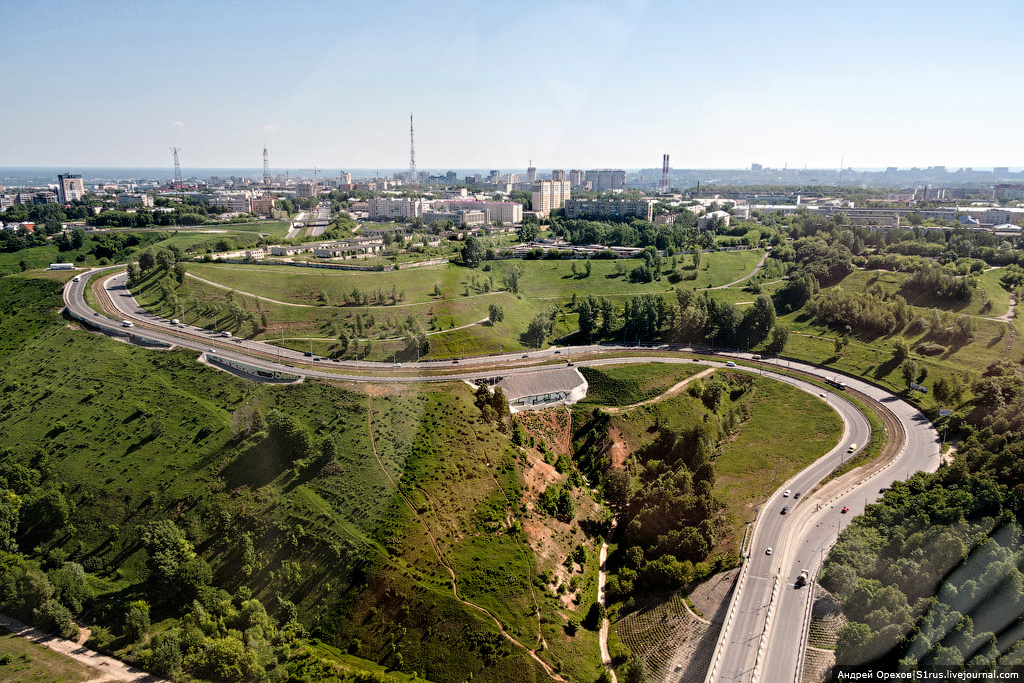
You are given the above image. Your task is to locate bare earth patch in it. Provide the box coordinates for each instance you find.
[688,568,739,626]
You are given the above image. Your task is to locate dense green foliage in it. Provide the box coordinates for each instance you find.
[823,360,1024,671]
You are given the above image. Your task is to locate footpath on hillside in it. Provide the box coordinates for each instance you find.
[0,613,165,682]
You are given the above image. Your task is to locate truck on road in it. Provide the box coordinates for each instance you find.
[796,569,809,587]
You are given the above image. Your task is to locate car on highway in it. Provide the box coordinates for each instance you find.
[841,506,850,513]
[725,361,736,367]
[783,489,791,497]
[554,350,561,354]
[522,354,529,359]
[121,320,133,327]
[452,359,459,364]
[848,443,857,452]
[392,363,402,367]
[765,547,772,555]
[793,492,801,500]
[879,487,890,493]
[819,392,827,398]
[304,352,313,357]
[72,276,81,282]
[781,506,789,514]
[207,348,215,352]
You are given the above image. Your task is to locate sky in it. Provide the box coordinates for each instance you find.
[2,0,1022,171]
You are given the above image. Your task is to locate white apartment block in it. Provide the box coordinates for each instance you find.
[531,180,571,216]
[441,200,522,225]
[368,198,423,220]
[58,173,85,203]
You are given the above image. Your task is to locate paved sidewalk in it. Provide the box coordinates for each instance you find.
[0,613,166,682]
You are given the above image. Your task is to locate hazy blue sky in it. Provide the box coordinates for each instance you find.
[3,0,1021,170]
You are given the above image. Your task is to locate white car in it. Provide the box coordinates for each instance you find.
[765,547,772,555]
[783,489,791,497]
[725,361,736,367]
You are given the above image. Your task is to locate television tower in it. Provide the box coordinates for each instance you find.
[263,143,270,190]
[170,147,182,189]
[409,112,417,185]
[661,154,670,192]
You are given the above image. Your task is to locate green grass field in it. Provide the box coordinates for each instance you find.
[131,250,768,360]
[713,377,842,550]
[578,363,710,406]
[772,266,1024,406]
[0,631,109,683]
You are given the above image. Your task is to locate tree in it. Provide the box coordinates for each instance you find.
[584,260,592,277]
[33,598,75,639]
[518,223,539,243]
[488,303,504,324]
[0,490,20,552]
[765,324,789,355]
[173,262,187,285]
[525,313,552,348]
[124,599,150,642]
[125,262,140,287]
[50,562,90,613]
[892,338,910,363]
[576,296,598,341]
[691,246,702,270]
[149,632,183,677]
[461,236,483,267]
[140,520,197,590]
[501,263,523,295]
[901,359,918,388]
[622,655,648,683]
[432,283,442,297]
[603,469,632,509]
[138,250,155,273]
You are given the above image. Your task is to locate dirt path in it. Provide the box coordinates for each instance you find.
[598,521,619,683]
[0,613,164,682]
[709,250,769,290]
[602,367,716,414]
[365,397,565,681]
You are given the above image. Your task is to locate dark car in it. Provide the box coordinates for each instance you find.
[781,506,789,514]
[793,492,801,500]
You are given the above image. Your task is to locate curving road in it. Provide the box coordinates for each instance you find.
[63,268,941,683]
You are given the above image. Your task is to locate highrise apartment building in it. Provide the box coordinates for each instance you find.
[569,169,586,189]
[551,169,566,181]
[586,169,626,191]
[526,166,537,183]
[57,173,84,203]
[530,180,571,217]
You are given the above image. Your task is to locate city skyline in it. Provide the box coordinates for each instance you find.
[3,1,1024,169]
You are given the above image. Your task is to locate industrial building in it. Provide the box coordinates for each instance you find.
[494,367,589,412]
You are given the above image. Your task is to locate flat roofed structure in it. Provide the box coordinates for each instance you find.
[495,367,588,412]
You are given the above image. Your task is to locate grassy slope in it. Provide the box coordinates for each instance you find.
[713,378,842,550]
[774,266,1024,405]
[603,373,842,554]
[0,275,583,683]
[578,363,710,407]
[134,250,766,359]
[0,630,108,683]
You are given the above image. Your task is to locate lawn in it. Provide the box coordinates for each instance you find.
[772,266,1024,406]
[0,630,111,683]
[714,377,842,552]
[578,362,711,407]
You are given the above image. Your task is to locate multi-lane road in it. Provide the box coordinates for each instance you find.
[63,267,941,683]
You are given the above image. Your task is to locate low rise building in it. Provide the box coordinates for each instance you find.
[251,195,276,215]
[118,194,154,207]
[440,200,522,225]
[244,249,266,260]
[423,209,487,227]
[495,367,589,412]
[697,210,731,230]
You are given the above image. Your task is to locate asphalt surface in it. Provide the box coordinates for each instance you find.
[63,268,941,683]
[706,353,941,683]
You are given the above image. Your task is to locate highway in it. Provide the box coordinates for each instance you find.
[63,267,942,682]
